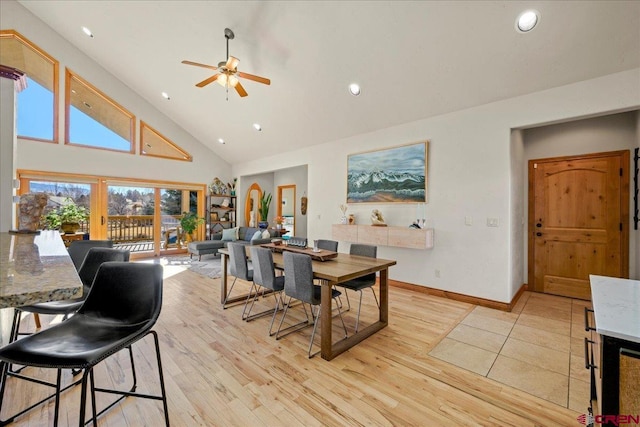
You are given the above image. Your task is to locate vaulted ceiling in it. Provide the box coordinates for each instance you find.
[17,1,640,164]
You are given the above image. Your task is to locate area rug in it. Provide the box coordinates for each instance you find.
[163,254,224,279]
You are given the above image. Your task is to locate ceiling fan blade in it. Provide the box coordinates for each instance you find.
[226,56,240,70]
[234,81,248,97]
[196,74,220,87]
[181,60,218,71]
[237,71,271,85]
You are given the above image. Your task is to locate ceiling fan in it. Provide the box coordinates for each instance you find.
[182,28,270,99]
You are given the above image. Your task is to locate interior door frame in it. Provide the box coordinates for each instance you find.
[527,150,630,290]
[277,184,296,235]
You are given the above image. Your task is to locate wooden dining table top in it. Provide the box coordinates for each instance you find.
[219,245,396,283]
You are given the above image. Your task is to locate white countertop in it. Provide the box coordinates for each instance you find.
[589,275,640,344]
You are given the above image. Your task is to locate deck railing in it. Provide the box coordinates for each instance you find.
[75,215,182,245]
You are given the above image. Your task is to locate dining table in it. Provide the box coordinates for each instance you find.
[218,245,396,361]
[0,230,83,345]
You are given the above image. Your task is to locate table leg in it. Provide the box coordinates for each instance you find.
[220,252,228,305]
[379,268,388,323]
[320,280,333,360]
[321,268,389,361]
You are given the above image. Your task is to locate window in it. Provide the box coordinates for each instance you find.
[65,68,135,153]
[140,121,192,161]
[0,29,58,142]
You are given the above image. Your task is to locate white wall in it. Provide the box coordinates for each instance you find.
[522,111,638,279]
[234,69,640,303]
[509,129,525,296]
[1,1,230,186]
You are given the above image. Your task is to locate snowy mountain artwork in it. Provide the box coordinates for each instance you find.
[347,141,427,203]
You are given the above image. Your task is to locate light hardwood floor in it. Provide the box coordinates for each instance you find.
[2,263,582,426]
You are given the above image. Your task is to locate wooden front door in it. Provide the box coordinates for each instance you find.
[528,150,629,300]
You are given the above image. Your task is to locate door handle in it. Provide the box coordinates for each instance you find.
[536,223,542,228]
[536,232,542,237]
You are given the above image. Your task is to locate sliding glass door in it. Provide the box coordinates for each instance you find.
[19,171,206,259]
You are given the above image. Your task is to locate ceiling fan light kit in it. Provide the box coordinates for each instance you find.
[182,27,270,99]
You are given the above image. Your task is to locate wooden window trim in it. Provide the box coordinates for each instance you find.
[0,29,59,144]
[140,120,192,161]
[65,68,135,154]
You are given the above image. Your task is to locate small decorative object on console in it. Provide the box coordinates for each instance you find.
[339,204,348,224]
[371,209,386,226]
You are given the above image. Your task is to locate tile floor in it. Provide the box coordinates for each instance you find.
[429,291,592,412]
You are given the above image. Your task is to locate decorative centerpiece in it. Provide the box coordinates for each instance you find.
[258,192,272,229]
[17,192,49,233]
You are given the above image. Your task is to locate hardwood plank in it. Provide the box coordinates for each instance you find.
[2,265,580,426]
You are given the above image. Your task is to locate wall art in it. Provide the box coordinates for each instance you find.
[347,141,427,203]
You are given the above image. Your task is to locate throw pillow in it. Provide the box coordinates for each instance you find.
[221,227,238,242]
[244,227,260,241]
[251,230,263,241]
[261,230,270,239]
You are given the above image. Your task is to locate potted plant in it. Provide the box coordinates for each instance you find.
[180,211,205,242]
[258,192,272,229]
[44,198,88,234]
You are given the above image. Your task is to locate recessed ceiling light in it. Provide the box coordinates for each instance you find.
[161,92,170,100]
[81,26,94,38]
[516,10,539,33]
[253,123,262,131]
[349,83,361,96]
[218,138,225,144]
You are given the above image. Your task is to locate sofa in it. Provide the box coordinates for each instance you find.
[187,226,278,260]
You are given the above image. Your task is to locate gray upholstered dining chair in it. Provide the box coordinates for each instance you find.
[338,243,378,333]
[276,251,347,358]
[243,247,285,335]
[225,242,253,306]
[316,239,338,252]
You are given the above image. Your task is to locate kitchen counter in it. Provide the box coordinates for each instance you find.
[0,230,82,309]
[589,275,640,344]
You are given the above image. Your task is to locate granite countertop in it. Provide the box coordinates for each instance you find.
[589,275,640,344]
[0,230,82,309]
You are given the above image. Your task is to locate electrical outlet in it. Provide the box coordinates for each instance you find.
[435,269,441,278]
[487,217,499,227]
[465,216,473,226]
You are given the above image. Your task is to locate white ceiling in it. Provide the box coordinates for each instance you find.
[17,1,640,164]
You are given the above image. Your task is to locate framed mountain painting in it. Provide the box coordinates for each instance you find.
[347,141,427,203]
